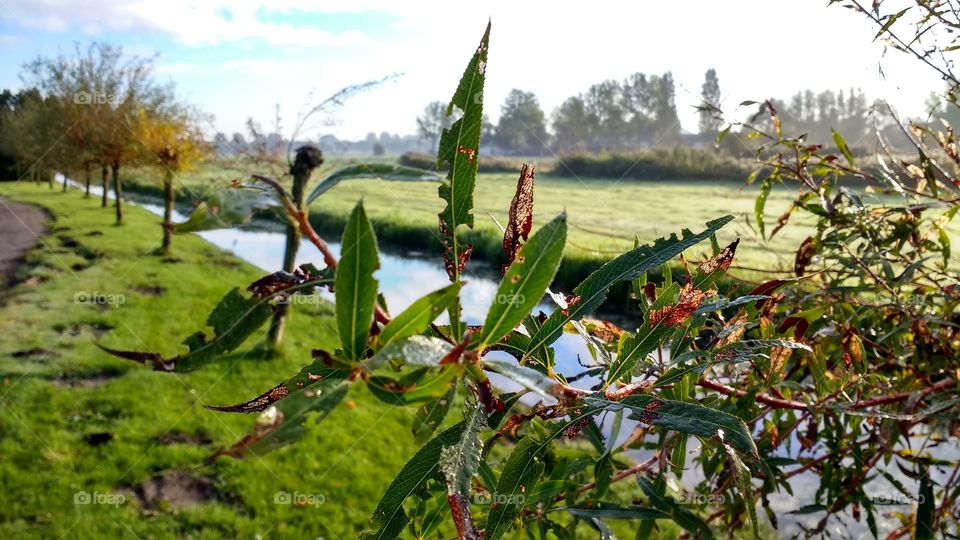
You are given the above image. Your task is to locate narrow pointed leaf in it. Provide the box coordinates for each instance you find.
[440,401,486,539]
[412,382,456,444]
[307,164,441,205]
[365,423,466,539]
[587,394,757,457]
[210,377,349,459]
[484,437,544,540]
[336,201,380,361]
[479,214,567,348]
[437,22,490,281]
[377,284,461,349]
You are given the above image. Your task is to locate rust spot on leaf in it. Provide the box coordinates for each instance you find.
[457,145,477,164]
[647,283,708,327]
[698,239,739,275]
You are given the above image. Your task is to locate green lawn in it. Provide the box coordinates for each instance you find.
[0,182,425,538]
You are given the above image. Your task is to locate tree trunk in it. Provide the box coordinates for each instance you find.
[112,161,122,224]
[268,144,324,345]
[62,172,68,192]
[162,172,174,253]
[46,170,53,189]
[84,163,91,198]
[101,165,108,208]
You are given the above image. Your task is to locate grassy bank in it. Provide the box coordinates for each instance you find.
[0,183,425,538]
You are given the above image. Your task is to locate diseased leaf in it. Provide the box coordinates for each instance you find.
[502,163,536,270]
[479,213,567,348]
[485,437,545,540]
[526,216,734,357]
[606,283,680,384]
[206,360,348,413]
[437,22,490,281]
[365,423,466,540]
[306,163,442,205]
[336,201,380,361]
[367,367,460,406]
[588,394,757,456]
[440,400,486,540]
[376,284,461,350]
[98,285,292,372]
[209,377,349,459]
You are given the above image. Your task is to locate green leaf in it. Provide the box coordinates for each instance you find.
[437,21,490,282]
[755,177,772,239]
[306,164,441,205]
[365,423,466,540]
[831,129,856,167]
[637,476,716,539]
[336,201,380,361]
[412,382,456,444]
[377,284,461,350]
[564,505,670,521]
[723,439,759,539]
[479,214,567,348]
[485,437,545,540]
[525,216,734,356]
[915,464,936,540]
[212,377,349,459]
[367,368,459,406]
[587,394,757,457]
[173,186,278,233]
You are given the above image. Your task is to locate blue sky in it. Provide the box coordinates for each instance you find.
[0,1,945,141]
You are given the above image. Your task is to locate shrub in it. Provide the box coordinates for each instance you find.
[552,146,753,181]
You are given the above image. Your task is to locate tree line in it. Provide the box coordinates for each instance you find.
[416,67,927,157]
[0,43,205,252]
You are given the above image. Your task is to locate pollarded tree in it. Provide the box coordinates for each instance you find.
[130,106,205,253]
[493,89,549,156]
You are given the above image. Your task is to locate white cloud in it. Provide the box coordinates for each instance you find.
[0,0,947,139]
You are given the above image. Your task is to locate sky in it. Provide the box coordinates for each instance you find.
[0,0,947,141]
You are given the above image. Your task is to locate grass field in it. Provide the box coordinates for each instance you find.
[122,158,813,275]
[0,183,431,538]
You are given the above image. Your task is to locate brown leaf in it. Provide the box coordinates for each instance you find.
[794,236,816,277]
[648,283,709,327]
[698,238,739,275]
[502,163,536,273]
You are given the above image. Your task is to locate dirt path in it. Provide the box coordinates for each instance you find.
[0,197,48,284]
